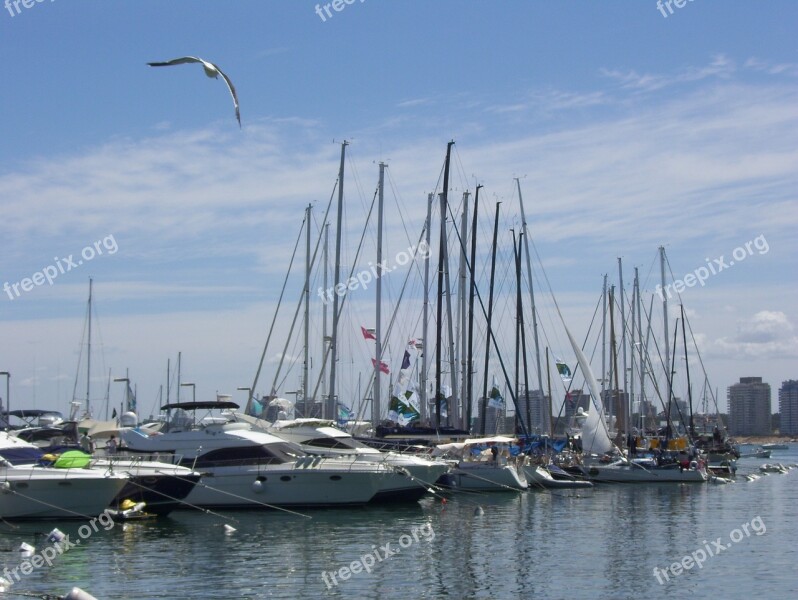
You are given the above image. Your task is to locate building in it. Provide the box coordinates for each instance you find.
[517,388,551,434]
[727,377,771,436]
[778,380,798,436]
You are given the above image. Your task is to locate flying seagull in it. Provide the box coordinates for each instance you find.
[148,56,241,127]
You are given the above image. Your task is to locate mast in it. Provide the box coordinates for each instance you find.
[513,229,520,434]
[166,358,171,406]
[374,162,385,429]
[515,231,531,434]
[610,286,624,439]
[303,203,311,410]
[458,191,469,429]
[601,274,607,397]
[176,351,181,402]
[635,267,644,430]
[681,304,694,437]
[660,246,671,401]
[328,141,348,421]
[546,347,553,435]
[86,277,92,417]
[618,257,628,426]
[480,201,501,434]
[435,141,454,427]
[421,193,433,422]
[321,223,329,411]
[517,179,543,392]
[466,185,481,430]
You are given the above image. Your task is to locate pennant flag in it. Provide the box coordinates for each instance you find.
[371,358,390,374]
[389,389,421,426]
[488,375,504,409]
[126,383,137,413]
[337,403,355,423]
[361,326,376,340]
[400,349,411,370]
[111,408,118,419]
[555,357,572,383]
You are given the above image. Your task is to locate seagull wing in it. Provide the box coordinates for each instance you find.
[147,56,205,68]
[212,65,241,128]
[148,57,241,127]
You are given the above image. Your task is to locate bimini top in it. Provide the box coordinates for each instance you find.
[161,401,240,411]
[5,409,64,418]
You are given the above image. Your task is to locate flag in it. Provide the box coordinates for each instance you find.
[361,326,376,340]
[555,357,572,383]
[371,358,390,374]
[488,376,504,409]
[337,403,355,423]
[400,349,411,371]
[126,383,137,413]
[111,408,117,419]
[388,389,420,426]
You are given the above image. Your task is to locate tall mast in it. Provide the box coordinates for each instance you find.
[303,203,311,409]
[601,274,607,397]
[328,141,348,420]
[681,303,694,437]
[466,185,481,430]
[660,246,671,398]
[515,231,531,434]
[517,179,543,392]
[321,223,329,410]
[480,201,501,434]
[421,193,432,422]
[618,257,628,423]
[609,286,623,438]
[435,141,454,427]
[374,162,385,428]
[166,358,170,405]
[176,351,181,402]
[86,278,92,417]
[513,230,520,434]
[458,191,469,429]
[636,267,644,429]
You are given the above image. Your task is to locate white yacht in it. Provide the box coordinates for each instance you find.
[240,416,450,502]
[433,437,528,492]
[118,402,400,508]
[0,432,128,520]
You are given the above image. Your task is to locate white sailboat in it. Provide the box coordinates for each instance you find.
[433,436,528,491]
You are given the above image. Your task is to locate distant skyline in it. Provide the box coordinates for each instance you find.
[1,2,796,420]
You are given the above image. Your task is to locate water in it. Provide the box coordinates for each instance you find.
[2,448,797,599]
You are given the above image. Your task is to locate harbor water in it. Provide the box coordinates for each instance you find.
[2,448,796,599]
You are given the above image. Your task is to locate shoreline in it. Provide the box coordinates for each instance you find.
[733,436,796,445]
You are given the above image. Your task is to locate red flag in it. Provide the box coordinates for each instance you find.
[361,326,376,340]
[371,358,390,374]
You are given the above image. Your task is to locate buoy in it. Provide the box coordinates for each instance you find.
[474,506,484,516]
[224,524,237,535]
[62,588,99,600]
[19,542,35,557]
[47,528,66,544]
[251,480,263,493]
[0,481,11,492]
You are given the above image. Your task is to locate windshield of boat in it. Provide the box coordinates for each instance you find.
[191,442,307,468]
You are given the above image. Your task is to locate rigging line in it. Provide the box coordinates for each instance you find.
[269,214,310,396]
[357,219,431,417]
[250,179,338,405]
[309,184,379,403]
[120,476,235,523]
[683,311,721,413]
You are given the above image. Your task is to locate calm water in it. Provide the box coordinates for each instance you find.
[2,447,797,599]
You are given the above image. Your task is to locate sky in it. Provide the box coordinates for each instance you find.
[0,1,796,423]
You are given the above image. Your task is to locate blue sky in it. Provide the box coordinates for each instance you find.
[1,1,796,420]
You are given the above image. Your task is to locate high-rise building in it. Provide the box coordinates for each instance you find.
[518,388,550,434]
[727,377,771,436]
[778,380,798,436]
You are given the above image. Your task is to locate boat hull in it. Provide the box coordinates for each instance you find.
[441,462,528,491]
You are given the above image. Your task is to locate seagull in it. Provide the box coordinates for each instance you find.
[148,56,241,127]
